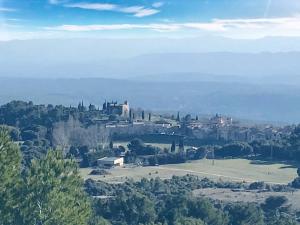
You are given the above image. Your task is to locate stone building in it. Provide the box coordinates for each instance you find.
[102,100,130,117]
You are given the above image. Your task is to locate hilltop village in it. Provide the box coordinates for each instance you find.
[89,100,291,144]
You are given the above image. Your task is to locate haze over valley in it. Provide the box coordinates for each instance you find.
[1,37,300,123]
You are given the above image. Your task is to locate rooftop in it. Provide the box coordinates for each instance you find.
[98,157,122,162]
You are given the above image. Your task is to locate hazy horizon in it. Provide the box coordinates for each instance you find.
[1,0,300,123]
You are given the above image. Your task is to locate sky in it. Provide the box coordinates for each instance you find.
[1,0,300,40]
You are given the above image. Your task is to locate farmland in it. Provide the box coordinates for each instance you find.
[80,158,299,184]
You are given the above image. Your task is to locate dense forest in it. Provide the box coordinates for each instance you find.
[1,126,300,224]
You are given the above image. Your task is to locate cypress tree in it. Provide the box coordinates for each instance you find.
[109,140,114,149]
[179,139,184,152]
[176,112,180,122]
[142,111,145,120]
[171,141,176,153]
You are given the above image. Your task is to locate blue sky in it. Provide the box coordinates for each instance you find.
[1,0,300,40]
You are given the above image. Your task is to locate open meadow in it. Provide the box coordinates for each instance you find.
[80,158,299,184]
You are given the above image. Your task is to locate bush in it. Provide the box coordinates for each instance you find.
[263,196,288,210]
[215,142,253,158]
[249,182,265,190]
[291,177,300,189]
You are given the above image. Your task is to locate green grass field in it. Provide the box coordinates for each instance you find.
[80,158,299,184]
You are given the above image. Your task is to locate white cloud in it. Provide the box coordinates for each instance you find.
[46,23,180,32]
[45,16,300,38]
[64,2,160,17]
[49,0,69,4]
[152,2,164,8]
[65,3,117,11]
[0,7,16,12]
[129,8,159,17]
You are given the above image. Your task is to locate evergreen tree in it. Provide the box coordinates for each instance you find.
[109,140,114,149]
[142,111,145,120]
[174,217,205,225]
[179,139,185,152]
[176,112,180,122]
[171,141,176,153]
[148,113,152,121]
[0,127,22,225]
[21,150,92,225]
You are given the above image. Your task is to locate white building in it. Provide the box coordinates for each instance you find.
[97,157,124,168]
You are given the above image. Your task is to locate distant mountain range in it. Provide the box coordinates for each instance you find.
[1,37,300,123]
[1,37,300,81]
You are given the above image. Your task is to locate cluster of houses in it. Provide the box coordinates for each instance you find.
[186,114,291,142]
[96,100,292,144]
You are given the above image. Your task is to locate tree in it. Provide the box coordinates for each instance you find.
[0,127,22,224]
[179,139,184,152]
[89,104,96,111]
[148,113,152,121]
[109,140,114,149]
[89,216,111,225]
[185,114,192,122]
[226,203,264,225]
[171,141,176,153]
[21,150,92,225]
[69,146,79,157]
[216,142,253,158]
[176,112,180,122]
[263,196,288,211]
[188,197,228,225]
[142,111,145,120]
[291,177,300,188]
[109,193,156,225]
[128,138,145,154]
[297,168,300,177]
[174,217,204,225]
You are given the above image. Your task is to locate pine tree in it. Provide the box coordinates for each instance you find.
[21,150,92,225]
[148,113,152,121]
[0,127,22,225]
